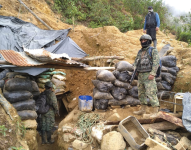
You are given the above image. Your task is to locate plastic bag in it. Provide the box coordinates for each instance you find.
[161,55,176,67]
[5,78,32,91]
[129,86,138,98]
[41,71,66,76]
[0,69,10,80]
[111,86,128,100]
[162,66,177,76]
[96,70,116,82]
[161,72,176,85]
[0,80,5,89]
[53,74,66,81]
[37,78,51,84]
[92,80,113,92]
[6,72,28,79]
[3,90,33,103]
[12,99,35,111]
[51,77,66,88]
[108,96,140,106]
[93,88,113,100]
[37,74,51,79]
[94,99,109,110]
[157,91,171,99]
[17,110,37,120]
[115,61,134,72]
[113,79,132,90]
[161,81,172,91]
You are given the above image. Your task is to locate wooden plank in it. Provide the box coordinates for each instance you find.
[62,95,69,112]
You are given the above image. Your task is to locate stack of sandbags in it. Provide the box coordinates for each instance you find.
[157,55,179,99]
[92,70,115,110]
[110,61,140,107]
[3,73,39,120]
[36,69,66,95]
[0,69,10,90]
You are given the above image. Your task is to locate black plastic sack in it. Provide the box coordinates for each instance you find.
[157,82,165,90]
[94,99,109,110]
[115,61,134,72]
[0,80,4,89]
[155,77,162,82]
[129,86,138,98]
[3,90,33,103]
[161,72,176,85]
[0,69,10,80]
[161,55,176,67]
[32,91,40,100]
[17,110,37,120]
[171,66,179,72]
[161,81,172,91]
[6,72,28,79]
[157,91,171,99]
[92,80,113,92]
[31,81,40,92]
[111,86,128,100]
[5,78,32,91]
[12,99,35,111]
[114,79,132,90]
[108,96,140,106]
[118,71,132,83]
[93,88,113,100]
[162,66,177,76]
[96,70,116,82]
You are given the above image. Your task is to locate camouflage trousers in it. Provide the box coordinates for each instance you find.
[138,72,159,107]
[41,109,55,131]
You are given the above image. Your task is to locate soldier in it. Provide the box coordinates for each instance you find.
[133,34,160,116]
[41,81,59,144]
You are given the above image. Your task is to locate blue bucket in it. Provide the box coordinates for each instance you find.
[78,95,93,112]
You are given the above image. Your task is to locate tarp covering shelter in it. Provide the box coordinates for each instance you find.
[0,16,87,75]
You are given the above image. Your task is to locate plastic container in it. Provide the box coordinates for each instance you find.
[78,95,93,112]
[118,116,150,150]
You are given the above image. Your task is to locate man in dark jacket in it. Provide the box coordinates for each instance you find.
[41,81,59,144]
[143,6,160,48]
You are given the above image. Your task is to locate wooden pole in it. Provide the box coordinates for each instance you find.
[72,56,124,62]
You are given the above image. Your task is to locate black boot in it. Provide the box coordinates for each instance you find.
[47,131,54,144]
[41,131,48,145]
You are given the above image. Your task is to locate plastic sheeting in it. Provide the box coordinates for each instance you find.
[0,16,87,75]
[182,92,191,132]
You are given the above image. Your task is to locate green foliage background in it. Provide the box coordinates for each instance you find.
[51,0,168,32]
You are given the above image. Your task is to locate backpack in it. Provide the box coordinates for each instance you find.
[148,47,162,77]
[35,92,50,114]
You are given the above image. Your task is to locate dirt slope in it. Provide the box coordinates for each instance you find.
[0,0,190,98]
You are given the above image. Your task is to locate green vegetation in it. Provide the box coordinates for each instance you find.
[51,0,167,32]
[11,146,25,150]
[0,125,8,136]
[15,119,26,138]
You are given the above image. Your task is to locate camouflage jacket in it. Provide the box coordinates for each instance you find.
[44,89,58,112]
[134,46,160,76]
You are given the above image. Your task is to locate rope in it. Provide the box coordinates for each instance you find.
[75,112,103,144]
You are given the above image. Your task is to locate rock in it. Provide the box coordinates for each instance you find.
[63,133,76,142]
[107,113,122,122]
[145,137,171,150]
[72,140,88,150]
[101,131,126,150]
[174,137,191,150]
[22,120,37,129]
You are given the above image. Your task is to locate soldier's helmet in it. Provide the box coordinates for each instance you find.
[45,81,53,88]
[140,34,152,41]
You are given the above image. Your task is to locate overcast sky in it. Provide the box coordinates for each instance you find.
[164,0,191,16]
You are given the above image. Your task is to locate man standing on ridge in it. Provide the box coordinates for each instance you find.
[143,6,160,48]
[133,34,160,116]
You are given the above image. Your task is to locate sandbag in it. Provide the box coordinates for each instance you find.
[37,74,51,79]
[161,55,176,67]
[52,74,66,81]
[17,110,37,120]
[161,66,177,76]
[51,77,66,88]
[131,80,138,86]
[5,78,32,91]
[92,80,113,92]
[41,71,66,76]
[96,70,116,82]
[31,81,40,92]
[157,91,171,99]
[111,86,128,100]
[161,81,172,91]
[6,72,28,79]
[114,79,132,90]
[117,71,132,83]
[32,91,40,99]
[0,69,10,80]
[3,90,33,103]
[171,66,179,72]
[12,99,35,111]
[108,96,140,106]
[157,82,165,90]
[37,78,51,84]
[0,80,5,89]
[93,88,113,100]
[155,77,162,82]
[94,99,108,110]
[161,72,176,85]
[54,88,65,94]
[14,75,29,79]
[129,86,138,98]
[37,82,45,89]
[115,61,134,72]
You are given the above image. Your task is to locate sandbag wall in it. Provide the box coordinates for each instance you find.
[36,69,66,95]
[2,72,40,120]
[93,56,179,110]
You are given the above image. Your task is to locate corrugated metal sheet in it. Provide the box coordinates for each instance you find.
[0,50,89,68]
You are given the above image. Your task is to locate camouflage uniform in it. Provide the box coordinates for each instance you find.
[41,89,58,131]
[134,46,160,107]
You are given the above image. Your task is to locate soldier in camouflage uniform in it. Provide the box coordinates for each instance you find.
[41,81,59,144]
[133,34,160,115]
